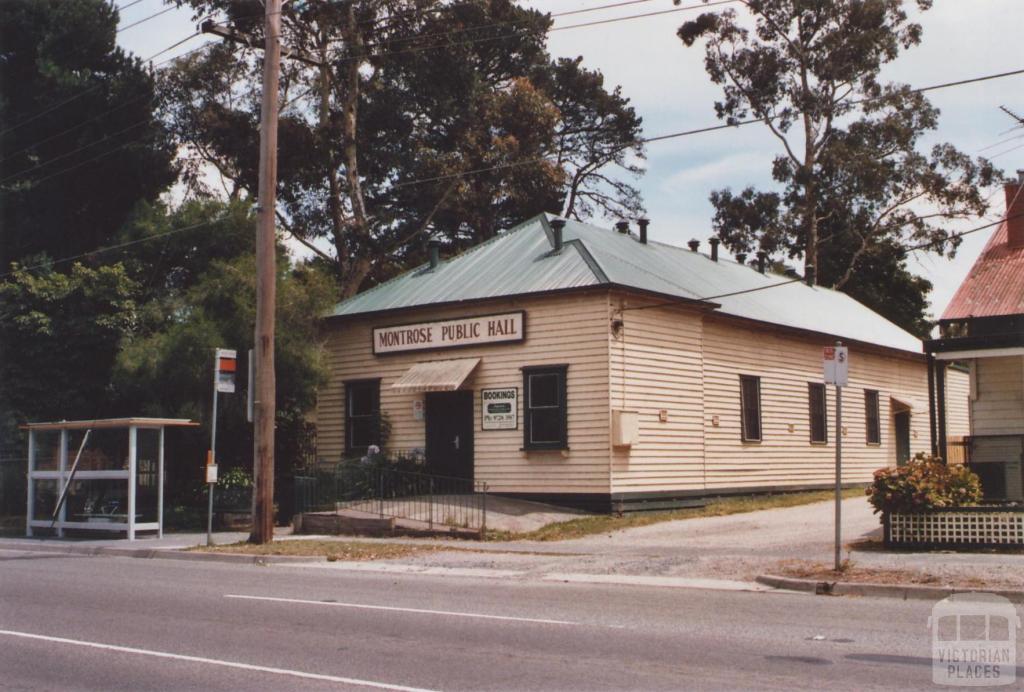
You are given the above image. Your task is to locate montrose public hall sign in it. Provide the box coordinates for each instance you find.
[373,311,525,354]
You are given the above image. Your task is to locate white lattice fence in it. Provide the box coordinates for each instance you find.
[888,510,1024,547]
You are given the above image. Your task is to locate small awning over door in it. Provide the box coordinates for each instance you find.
[391,357,481,393]
[890,395,922,413]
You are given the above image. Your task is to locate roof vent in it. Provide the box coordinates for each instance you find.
[637,218,649,244]
[615,220,629,234]
[757,251,767,274]
[688,239,700,252]
[708,237,720,262]
[427,236,442,270]
[549,218,566,253]
[735,252,747,265]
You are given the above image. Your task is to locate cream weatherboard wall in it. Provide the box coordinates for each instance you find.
[608,295,706,494]
[969,356,1024,437]
[320,288,961,503]
[945,367,971,441]
[607,304,937,495]
[701,317,931,489]
[319,292,614,494]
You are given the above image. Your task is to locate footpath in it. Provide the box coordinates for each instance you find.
[4,497,1024,602]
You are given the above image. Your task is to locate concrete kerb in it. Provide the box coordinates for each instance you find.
[756,574,1024,604]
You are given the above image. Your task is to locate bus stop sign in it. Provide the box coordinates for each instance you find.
[215,349,237,393]
[823,345,848,386]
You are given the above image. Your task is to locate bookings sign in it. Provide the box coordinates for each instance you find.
[373,312,525,354]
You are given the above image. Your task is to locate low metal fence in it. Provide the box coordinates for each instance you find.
[294,456,488,533]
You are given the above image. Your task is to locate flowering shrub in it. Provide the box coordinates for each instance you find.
[867,453,982,515]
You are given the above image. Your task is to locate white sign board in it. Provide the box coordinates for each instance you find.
[205,464,218,484]
[823,345,849,386]
[481,388,518,430]
[215,348,237,393]
[373,312,525,354]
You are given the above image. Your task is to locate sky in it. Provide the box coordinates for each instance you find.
[115,0,1024,321]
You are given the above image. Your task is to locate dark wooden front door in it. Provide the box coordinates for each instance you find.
[425,391,474,480]
[895,411,911,466]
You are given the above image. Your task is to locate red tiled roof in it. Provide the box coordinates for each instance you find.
[942,220,1024,320]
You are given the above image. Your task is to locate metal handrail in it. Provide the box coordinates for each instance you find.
[294,458,488,533]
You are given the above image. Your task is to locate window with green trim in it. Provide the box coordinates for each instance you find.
[523,365,568,450]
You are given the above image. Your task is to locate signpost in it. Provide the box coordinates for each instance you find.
[208,348,236,545]
[823,342,848,571]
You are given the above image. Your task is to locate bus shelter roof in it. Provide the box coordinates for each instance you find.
[20,417,200,431]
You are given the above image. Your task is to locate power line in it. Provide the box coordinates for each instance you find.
[554,0,666,18]
[0,31,208,165]
[976,133,1024,153]
[6,0,683,151]
[346,0,729,54]
[7,19,1021,284]
[0,214,233,280]
[0,93,150,165]
[0,35,208,139]
[329,0,732,61]
[989,140,1024,160]
[332,0,667,37]
[116,0,151,11]
[116,4,177,34]
[5,41,307,190]
[10,0,709,179]
[14,131,154,188]
[393,65,1024,189]
[619,208,1024,314]
[0,39,213,177]
[552,1,735,33]
[16,61,1021,211]
[0,119,151,185]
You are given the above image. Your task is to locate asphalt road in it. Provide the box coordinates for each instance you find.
[0,548,1012,691]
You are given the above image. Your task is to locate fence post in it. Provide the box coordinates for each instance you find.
[481,482,487,537]
[428,477,434,530]
[378,471,384,519]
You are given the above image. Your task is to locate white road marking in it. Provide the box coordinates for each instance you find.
[225,593,578,626]
[0,628,437,692]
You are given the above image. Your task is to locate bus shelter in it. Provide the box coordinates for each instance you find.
[25,418,199,540]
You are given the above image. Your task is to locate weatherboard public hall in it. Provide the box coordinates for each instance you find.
[317,215,968,511]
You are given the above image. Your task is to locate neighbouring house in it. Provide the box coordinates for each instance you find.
[925,171,1024,501]
[318,214,968,511]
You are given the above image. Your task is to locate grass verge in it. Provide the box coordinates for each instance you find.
[192,540,439,561]
[486,487,866,542]
[773,559,1023,591]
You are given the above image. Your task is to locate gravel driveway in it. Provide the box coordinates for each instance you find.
[382,496,884,581]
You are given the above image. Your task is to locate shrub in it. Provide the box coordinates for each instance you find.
[867,453,982,515]
[186,467,252,510]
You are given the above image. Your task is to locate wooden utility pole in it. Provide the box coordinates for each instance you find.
[250,0,282,544]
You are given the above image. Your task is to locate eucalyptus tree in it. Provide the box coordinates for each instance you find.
[678,0,998,334]
[163,0,645,296]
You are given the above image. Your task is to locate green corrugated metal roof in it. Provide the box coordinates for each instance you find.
[330,214,923,354]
